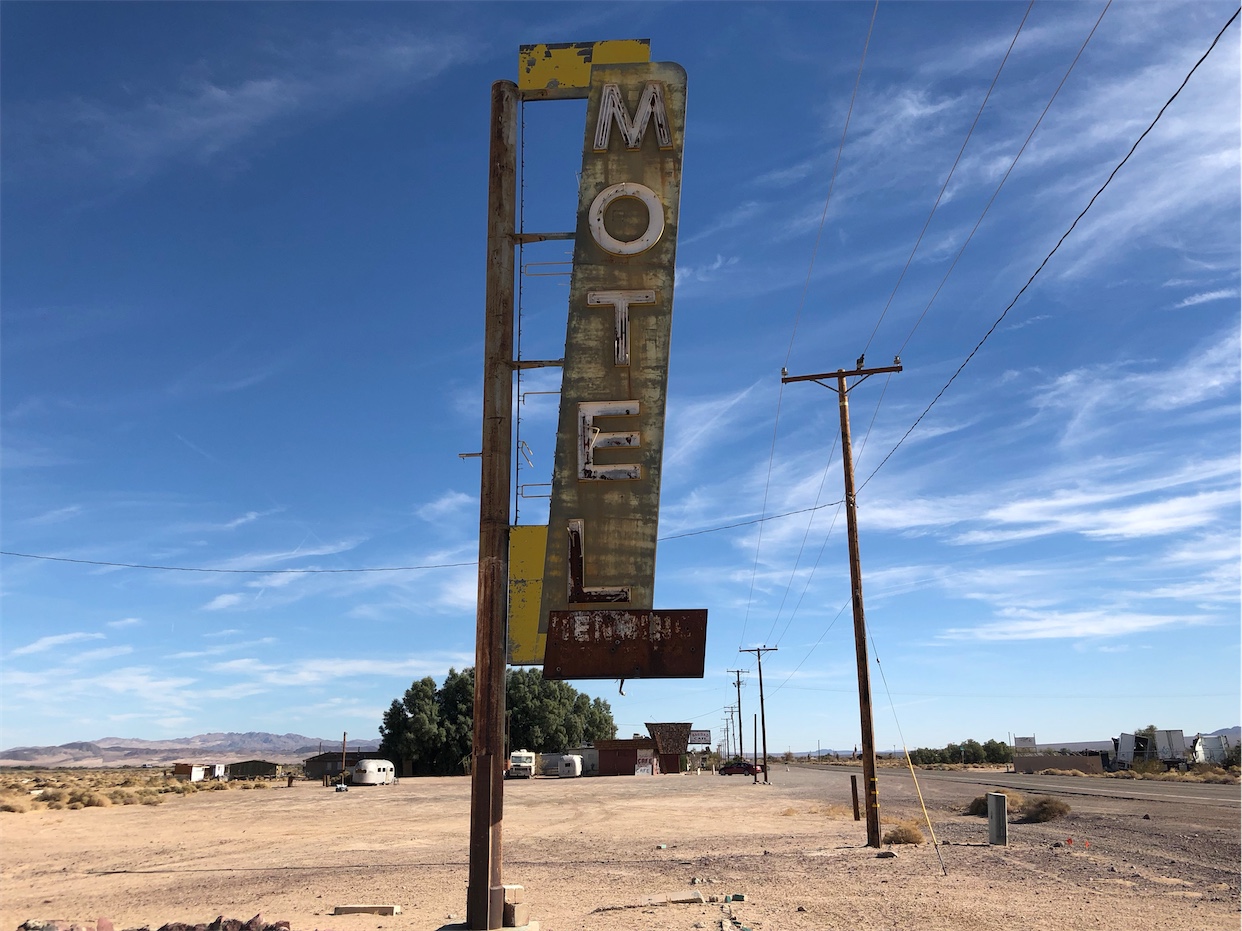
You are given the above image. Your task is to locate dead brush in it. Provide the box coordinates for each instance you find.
[882,820,925,845]
[966,790,1025,816]
[1020,796,1071,822]
[0,792,31,813]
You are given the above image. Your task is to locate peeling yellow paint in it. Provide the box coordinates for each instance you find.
[518,39,651,96]
[507,524,548,664]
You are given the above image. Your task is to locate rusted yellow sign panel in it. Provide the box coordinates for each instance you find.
[507,524,548,665]
[536,61,688,663]
[518,40,651,98]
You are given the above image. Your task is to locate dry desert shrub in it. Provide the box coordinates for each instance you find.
[882,820,925,845]
[965,790,1025,816]
[1039,768,1087,777]
[0,793,31,813]
[1020,796,1071,822]
[67,789,111,808]
[781,807,798,816]
[819,803,851,818]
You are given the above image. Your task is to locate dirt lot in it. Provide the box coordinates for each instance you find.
[3,765,1238,931]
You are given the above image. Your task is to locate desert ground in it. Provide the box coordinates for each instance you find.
[3,764,1238,931]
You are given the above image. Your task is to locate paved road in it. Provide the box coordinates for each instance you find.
[772,763,1240,818]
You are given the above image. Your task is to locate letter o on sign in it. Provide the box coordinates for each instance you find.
[588,182,665,256]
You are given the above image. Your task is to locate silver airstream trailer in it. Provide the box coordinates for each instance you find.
[352,759,397,785]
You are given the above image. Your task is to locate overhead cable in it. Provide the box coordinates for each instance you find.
[860,0,1036,358]
[860,3,1240,492]
[741,0,880,652]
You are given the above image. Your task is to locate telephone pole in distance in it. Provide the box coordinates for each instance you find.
[727,669,748,761]
[740,646,777,784]
[781,358,901,848]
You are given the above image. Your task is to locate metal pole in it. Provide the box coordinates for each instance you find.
[836,370,881,848]
[468,78,518,931]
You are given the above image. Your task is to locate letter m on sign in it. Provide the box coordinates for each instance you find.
[593,83,673,152]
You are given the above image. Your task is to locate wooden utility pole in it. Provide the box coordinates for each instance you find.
[740,646,777,784]
[781,360,901,848]
[468,79,518,930]
[728,669,747,761]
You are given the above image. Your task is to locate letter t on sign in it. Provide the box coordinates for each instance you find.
[587,289,656,366]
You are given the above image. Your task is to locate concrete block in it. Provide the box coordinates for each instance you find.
[668,891,706,905]
[502,884,525,904]
[331,905,401,916]
[502,902,530,927]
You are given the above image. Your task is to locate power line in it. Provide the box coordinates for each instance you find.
[896,0,1114,359]
[0,500,850,576]
[742,0,880,652]
[860,0,1035,359]
[763,2,1031,652]
[659,499,844,541]
[0,551,476,574]
[859,3,1240,492]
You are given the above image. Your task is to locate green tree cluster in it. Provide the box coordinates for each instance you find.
[378,667,617,776]
[907,738,1011,765]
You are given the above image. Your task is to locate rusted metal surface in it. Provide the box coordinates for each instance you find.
[645,722,692,755]
[543,609,706,679]
[538,62,689,648]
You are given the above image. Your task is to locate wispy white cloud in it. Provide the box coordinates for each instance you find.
[10,28,475,185]
[107,617,142,629]
[1174,288,1239,308]
[208,652,471,687]
[203,593,245,611]
[23,505,83,525]
[11,632,105,656]
[940,607,1207,641]
[417,491,475,522]
[70,646,134,664]
[166,637,275,660]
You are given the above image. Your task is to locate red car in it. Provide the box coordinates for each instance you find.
[719,759,764,776]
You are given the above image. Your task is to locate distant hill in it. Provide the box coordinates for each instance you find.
[0,731,381,768]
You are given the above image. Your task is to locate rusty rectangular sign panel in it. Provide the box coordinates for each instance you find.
[538,61,690,673]
[688,729,711,745]
[543,609,707,680]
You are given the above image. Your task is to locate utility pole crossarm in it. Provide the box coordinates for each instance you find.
[781,363,902,390]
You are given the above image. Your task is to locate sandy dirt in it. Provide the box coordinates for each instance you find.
[3,765,1238,931]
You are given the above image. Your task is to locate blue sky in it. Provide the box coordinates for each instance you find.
[3,2,1238,754]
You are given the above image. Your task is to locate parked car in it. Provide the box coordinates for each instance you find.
[719,759,764,776]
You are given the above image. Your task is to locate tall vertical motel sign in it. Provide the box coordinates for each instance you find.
[510,46,707,680]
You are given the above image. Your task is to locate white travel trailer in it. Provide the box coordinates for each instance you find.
[352,759,397,785]
[558,754,583,778]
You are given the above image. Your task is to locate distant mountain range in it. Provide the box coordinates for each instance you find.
[0,732,382,768]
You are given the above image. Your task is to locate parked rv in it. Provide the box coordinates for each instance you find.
[352,759,396,785]
[558,754,583,778]
[508,750,536,779]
